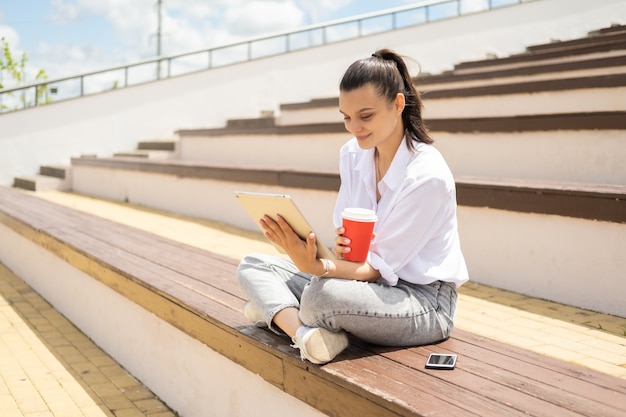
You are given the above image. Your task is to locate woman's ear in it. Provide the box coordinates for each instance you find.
[395,93,405,114]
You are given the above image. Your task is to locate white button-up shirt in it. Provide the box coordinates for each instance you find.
[333,137,469,287]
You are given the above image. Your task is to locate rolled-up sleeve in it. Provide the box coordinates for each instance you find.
[369,175,452,286]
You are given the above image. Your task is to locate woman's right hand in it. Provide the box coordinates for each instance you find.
[333,226,377,260]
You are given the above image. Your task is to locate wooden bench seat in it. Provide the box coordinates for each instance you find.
[1,185,625,417]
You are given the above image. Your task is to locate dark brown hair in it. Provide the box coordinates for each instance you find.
[339,49,433,148]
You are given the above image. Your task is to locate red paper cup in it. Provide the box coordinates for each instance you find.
[341,208,377,262]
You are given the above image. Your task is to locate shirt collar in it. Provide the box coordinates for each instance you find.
[355,146,375,173]
[352,137,416,192]
[382,138,413,191]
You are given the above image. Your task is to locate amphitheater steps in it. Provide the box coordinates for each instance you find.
[12,164,72,192]
[12,140,178,191]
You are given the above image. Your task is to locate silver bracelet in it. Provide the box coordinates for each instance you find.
[318,258,331,277]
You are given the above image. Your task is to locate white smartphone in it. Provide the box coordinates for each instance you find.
[425,353,457,370]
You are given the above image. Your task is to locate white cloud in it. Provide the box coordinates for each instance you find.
[168,0,229,20]
[0,24,20,49]
[461,0,490,14]
[47,0,80,23]
[48,0,155,49]
[21,0,374,80]
[296,0,352,21]
[222,1,304,37]
[44,0,308,59]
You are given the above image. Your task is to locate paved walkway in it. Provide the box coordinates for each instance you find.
[1,190,625,416]
[0,263,176,417]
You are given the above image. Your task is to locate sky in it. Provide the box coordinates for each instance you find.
[0,0,495,87]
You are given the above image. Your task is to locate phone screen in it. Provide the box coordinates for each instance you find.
[426,353,457,369]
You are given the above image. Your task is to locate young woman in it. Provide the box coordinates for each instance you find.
[237,49,468,364]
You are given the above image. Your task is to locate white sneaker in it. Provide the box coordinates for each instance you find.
[243,301,267,327]
[292,326,349,364]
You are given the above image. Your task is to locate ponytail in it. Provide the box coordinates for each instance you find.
[339,49,433,148]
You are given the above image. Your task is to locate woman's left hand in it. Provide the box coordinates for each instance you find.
[260,214,320,274]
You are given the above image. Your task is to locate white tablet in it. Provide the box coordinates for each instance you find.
[234,191,335,259]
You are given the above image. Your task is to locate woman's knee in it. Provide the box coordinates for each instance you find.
[236,253,267,286]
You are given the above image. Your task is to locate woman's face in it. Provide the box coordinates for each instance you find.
[339,83,405,151]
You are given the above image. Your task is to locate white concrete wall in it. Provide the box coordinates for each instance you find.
[178,133,348,173]
[1,0,625,186]
[0,223,326,417]
[434,130,626,185]
[423,87,626,118]
[458,207,626,318]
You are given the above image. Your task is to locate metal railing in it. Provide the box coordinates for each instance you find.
[0,0,525,114]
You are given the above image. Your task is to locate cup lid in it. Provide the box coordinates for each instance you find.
[341,207,377,222]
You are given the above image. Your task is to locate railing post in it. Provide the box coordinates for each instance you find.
[80,76,84,97]
[208,50,212,69]
[124,67,128,87]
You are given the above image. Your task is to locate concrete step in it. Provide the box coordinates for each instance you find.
[276,73,626,125]
[65,158,626,318]
[13,174,67,192]
[175,123,625,186]
[40,164,70,179]
[137,140,177,151]
[114,139,179,160]
[451,28,626,74]
[113,150,177,160]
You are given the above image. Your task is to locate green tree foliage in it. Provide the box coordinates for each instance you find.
[0,37,50,111]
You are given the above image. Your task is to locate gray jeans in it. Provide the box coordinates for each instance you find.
[237,253,457,346]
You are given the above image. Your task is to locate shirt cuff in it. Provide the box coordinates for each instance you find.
[368,252,399,286]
